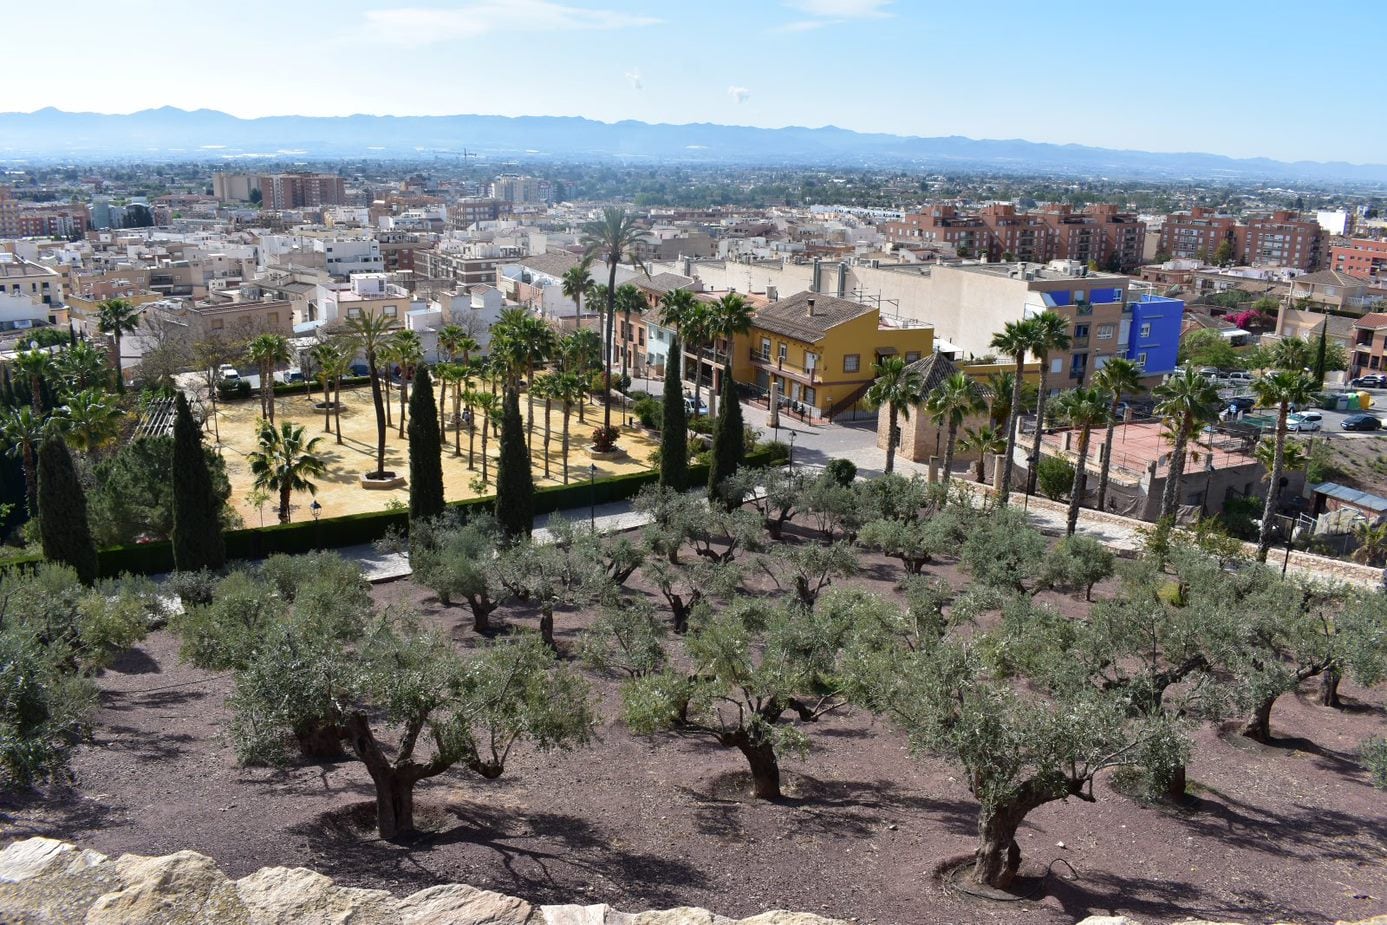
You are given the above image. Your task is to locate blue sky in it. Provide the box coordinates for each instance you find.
[11,0,1383,163]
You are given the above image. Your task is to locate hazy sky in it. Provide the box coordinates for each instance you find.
[9,0,1382,164]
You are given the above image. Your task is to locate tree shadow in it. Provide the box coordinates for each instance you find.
[102,646,161,675]
[1173,784,1381,866]
[96,724,198,762]
[287,797,710,908]
[0,787,128,842]
[100,686,212,713]
[1048,868,1325,925]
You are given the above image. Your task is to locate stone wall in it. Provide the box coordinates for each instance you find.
[0,837,843,925]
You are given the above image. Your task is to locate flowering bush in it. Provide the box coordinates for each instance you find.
[592,425,620,452]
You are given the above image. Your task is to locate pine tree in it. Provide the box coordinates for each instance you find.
[660,336,688,491]
[707,364,744,509]
[171,393,226,573]
[494,386,533,540]
[37,434,98,585]
[408,365,446,522]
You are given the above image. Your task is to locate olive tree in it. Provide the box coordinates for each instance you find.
[493,521,613,649]
[410,515,505,632]
[1036,534,1116,601]
[959,503,1047,593]
[231,619,594,839]
[757,541,860,609]
[618,599,849,799]
[725,466,806,540]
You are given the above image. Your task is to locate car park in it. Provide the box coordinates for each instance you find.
[1227,395,1257,413]
[1287,411,1321,432]
[1225,371,1254,385]
[1341,413,1383,432]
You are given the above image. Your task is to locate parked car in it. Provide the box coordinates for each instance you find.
[1341,413,1383,432]
[684,394,709,415]
[1351,375,1386,389]
[1225,371,1254,385]
[218,364,240,381]
[1286,412,1321,432]
[1227,395,1257,413]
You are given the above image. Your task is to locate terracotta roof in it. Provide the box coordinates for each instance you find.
[519,252,581,278]
[637,272,695,294]
[1354,312,1387,330]
[753,291,873,343]
[902,352,960,396]
[1294,269,1371,287]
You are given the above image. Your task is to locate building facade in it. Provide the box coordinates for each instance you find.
[1330,239,1387,279]
[1158,208,1322,270]
[257,173,347,210]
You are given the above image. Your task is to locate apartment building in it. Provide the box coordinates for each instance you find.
[1158,208,1323,270]
[881,203,1145,270]
[212,173,260,202]
[319,274,423,327]
[257,173,347,210]
[417,245,519,289]
[0,255,65,330]
[0,188,19,238]
[489,176,549,205]
[147,297,294,342]
[1348,313,1387,378]
[1330,238,1387,279]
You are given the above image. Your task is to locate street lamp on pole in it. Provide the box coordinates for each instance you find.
[310,500,322,521]
[588,463,598,531]
[788,430,797,473]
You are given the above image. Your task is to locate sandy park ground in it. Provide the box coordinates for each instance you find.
[209,385,660,525]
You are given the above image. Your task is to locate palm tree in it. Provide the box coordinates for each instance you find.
[377,338,398,428]
[560,258,596,321]
[984,370,1036,430]
[342,313,400,478]
[582,207,650,434]
[1269,336,1313,372]
[390,330,424,438]
[1091,357,1143,513]
[1050,386,1112,536]
[246,333,291,424]
[1,405,48,516]
[436,323,468,362]
[1351,521,1387,566]
[1254,436,1307,478]
[533,373,556,480]
[472,391,500,486]
[1152,368,1221,521]
[55,341,109,394]
[925,372,984,484]
[867,355,924,475]
[1025,311,1073,497]
[1251,368,1318,562]
[707,291,754,415]
[492,308,554,451]
[247,420,327,524]
[310,342,347,435]
[58,388,121,454]
[989,318,1041,503]
[96,298,141,393]
[958,424,1006,484]
[614,283,646,383]
[558,329,603,423]
[660,289,713,417]
[551,371,584,485]
[10,349,54,412]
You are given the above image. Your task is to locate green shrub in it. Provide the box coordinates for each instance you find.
[1362,737,1387,790]
[824,458,858,487]
[1036,455,1075,501]
[634,395,662,429]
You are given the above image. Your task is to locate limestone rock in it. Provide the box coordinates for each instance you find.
[1076,917,1143,925]
[234,865,397,924]
[739,915,850,925]
[630,910,734,925]
[543,904,626,924]
[0,837,107,883]
[397,882,536,924]
[85,849,250,925]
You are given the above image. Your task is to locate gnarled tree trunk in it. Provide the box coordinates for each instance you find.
[1240,696,1275,743]
[734,736,781,800]
[1319,668,1342,708]
[466,592,498,633]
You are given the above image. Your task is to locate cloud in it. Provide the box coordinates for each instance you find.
[625,68,643,91]
[777,0,892,30]
[727,85,751,104]
[363,2,660,46]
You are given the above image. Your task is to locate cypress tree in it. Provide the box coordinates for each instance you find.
[1314,321,1328,387]
[408,365,445,522]
[171,392,226,573]
[659,336,688,491]
[494,386,533,540]
[37,434,98,585]
[707,364,745,509]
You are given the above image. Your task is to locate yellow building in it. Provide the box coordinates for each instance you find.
[731,291,934,418]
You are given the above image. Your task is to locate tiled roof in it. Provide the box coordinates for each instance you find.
[1355,312,1387,330]
[519,252,581,278]
[638,272,695,294]
[902,352,960,396]
[1295,269,1370,287]
[753,291,872,343]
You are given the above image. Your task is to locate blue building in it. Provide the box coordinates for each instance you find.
[1124,294,1184,376]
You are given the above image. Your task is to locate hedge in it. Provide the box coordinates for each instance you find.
[217,375,373,402]
[0,444,784,579]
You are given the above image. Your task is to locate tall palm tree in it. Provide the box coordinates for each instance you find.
[436,323,468,362]
[1269,336,1313,372]
[247,420,327,524]
[376,338,398,428]
[492,308,555,451]
[1091,357,1143,513]
[96,298,140,393]
[533,373,556,480]
[867,355,924,475]
[323,346,353,444]
[472,391,500,486]
[551,371,584,485]
[10,350,54,412]
[707,291,754,415]
[246,333,291,423]
[342,313,400,478]
[1251,368,1318,561]
[390,330,424,438]
[55,341,109,394]
[925,372,984,484]
[1,405,48,516]
[958,423,1006,484]
[1152,368,1221,522]
[983,370,1037,430]
[660,289,714,417]
[58,388,121,454]
[989,318,1041,503]
[614,283,645,383]
[1050,386,1112,536]
[582,207,650,434]
[1025,311,1073,497]
[560,258,595,321]
[310,341,347,435]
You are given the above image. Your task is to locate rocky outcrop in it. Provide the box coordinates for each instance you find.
[1075,915,1387,925]
[0,837,847,925]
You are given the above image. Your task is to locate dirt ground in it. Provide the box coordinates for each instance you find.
[212,385,658,524]
[3,541,1385,925]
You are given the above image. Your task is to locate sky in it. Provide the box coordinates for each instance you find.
[8,0,1384,164]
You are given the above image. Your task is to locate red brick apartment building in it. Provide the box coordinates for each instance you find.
[1331,239,1387,279]
[881,203,1145,270]
[1158,208,1322,270]
[257,173,347,210]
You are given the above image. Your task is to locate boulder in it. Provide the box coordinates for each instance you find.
[84,849,250,925]
[234,866,397,924]
[397,882,537,924]
[0,838,107,883]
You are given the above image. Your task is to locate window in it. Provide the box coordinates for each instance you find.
[804,387,817,406]
[1096,324,1115,340]
[347,307,363,319]
[778,342,787,362]
[761,338,772,360]
[1051,358,1063,374]
[1139,322,1152,338]
[805,351,819,371]
[1074,324,1090,339]
[383,305,398,317]
[1134,351,1148,368]
[843,353,860,373]
[905,351,921,363]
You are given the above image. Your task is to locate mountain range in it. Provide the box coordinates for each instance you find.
[1,107,1384,184]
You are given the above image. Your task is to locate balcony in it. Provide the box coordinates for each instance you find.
[749,347,818,383]
[1072,336,1090,349]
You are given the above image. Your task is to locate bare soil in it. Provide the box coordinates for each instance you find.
[3,541,1386,925]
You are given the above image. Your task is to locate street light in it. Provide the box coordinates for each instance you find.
[788,430,797,473]
[588,463,598,531]
[310,500,322,521]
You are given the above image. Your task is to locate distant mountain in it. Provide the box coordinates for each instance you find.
[1,106,1384,183]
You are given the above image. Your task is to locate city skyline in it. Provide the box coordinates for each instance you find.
[5,0,1383,165]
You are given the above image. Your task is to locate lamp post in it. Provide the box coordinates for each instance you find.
[788,430,797,473]
[588,463,597,531]
[310,500,322,522]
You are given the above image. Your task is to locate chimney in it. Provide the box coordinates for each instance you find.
[807,297,816,318]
